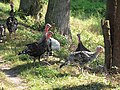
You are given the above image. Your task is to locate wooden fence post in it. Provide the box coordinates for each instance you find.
[101,19,112,71]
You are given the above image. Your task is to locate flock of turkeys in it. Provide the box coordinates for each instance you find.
[0,2,104,72]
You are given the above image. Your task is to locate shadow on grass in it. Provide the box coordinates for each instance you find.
[2,59,68,78]
[54,82,116,90]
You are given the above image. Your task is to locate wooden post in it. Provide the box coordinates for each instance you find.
[101,20,112,71]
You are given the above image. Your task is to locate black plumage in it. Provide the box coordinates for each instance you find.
[6,17,18,34]
[6,2,18,38]
[9,1,14,16]
[0,24,6,42]
[18,31,53,66]
[75,34,90,52]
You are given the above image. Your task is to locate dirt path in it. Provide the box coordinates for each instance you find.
[0,57,28,90]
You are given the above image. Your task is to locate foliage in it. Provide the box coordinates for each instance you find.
[71,0,106,19]
[53,32,68,46]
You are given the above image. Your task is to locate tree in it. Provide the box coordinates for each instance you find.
[104,0,120,72]
[45,0,72,39]
[19,0,44,20]
[112,0,120,72]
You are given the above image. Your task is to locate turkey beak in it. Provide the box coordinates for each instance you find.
[46,31,54,39]
[102,48,105,53]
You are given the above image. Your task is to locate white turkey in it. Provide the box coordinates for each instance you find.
[44,23,60,56]
[47,37,60,50]
[60,45,104,68]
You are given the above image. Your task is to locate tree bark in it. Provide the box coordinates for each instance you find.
[112,0,120,71]
[106,0,120,72]
[45,0,72,39]
[19,0,43,20]
[101,20,112,71]
[106,0,117,54]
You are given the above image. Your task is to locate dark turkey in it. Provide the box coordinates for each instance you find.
[60,46,104,68]
[0,24,6,43]
[75,34,90,52]
[6,2,18,38]
[9,1,14,17]
[18,31,53,66]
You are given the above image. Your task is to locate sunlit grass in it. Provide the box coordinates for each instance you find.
[0,71,15,90]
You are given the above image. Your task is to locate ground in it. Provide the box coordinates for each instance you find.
[0,56,28,90]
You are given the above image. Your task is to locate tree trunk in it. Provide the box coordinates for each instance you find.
[106,0,117,52]
[101,20,112,71]
[19,0,43,20]
[106,0,120,72]
[112,0,120,71]
[45,0,72,39]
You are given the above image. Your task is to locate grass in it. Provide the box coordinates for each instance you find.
[0,0,120,90]
[0,69,15,90]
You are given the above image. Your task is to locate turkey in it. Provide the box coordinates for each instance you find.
[6,1,18,38]
[43,23,60,56]
[0,24,6,43]
[38,23,52,43]
[47,37,60,50]
[59,45,104,69]
[75,34,90,52]
[18,31,53,66]
[9,1,14,16]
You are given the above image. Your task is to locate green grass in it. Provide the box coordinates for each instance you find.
[0,0,120,90]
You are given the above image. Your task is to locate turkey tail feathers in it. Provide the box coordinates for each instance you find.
[59,63,66,68]
[18,49,27,55]
[59,59,69,68]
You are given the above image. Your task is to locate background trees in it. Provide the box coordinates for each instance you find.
[19,0,44,20]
